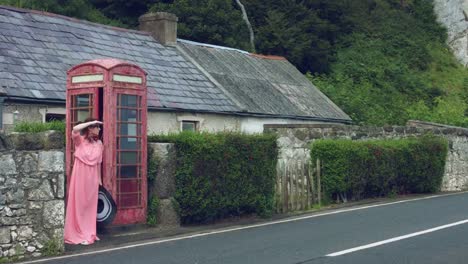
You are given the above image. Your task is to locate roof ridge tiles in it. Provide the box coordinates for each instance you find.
[0,5,149,37]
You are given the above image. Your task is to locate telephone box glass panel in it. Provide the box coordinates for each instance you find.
[69,93,94,172]
[73,94,93,122]
[116,94,142,208]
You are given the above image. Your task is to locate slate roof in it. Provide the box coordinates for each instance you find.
[0,5,351,123]
[178,41,351,122]
[0,5,238,112]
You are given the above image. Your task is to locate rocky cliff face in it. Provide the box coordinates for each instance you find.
[433,0,468,66]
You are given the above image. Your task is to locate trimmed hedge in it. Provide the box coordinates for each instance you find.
[310,135,448,202]
[148,132,278,224]
[14,121,65,133]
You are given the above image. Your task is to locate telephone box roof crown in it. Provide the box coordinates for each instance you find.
[68,59,147,74]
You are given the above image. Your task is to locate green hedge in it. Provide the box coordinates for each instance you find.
[310,135,448,202]
[148,132,278,224]
[14,121,65,133]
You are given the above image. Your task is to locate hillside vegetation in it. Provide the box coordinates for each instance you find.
[1,0,467,126]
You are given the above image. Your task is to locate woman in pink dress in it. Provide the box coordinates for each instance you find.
[64,118,104,245]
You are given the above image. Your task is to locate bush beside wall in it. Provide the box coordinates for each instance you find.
[149,132,278,224]
[310,135,448,202]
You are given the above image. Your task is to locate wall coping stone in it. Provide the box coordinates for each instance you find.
[1,131,64,151]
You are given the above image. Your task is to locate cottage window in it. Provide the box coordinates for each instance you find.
[177,115,203,132]
[181,121,198,132]
[46,113,65,122]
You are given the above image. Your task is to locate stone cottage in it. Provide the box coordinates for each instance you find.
[0,6,351,134]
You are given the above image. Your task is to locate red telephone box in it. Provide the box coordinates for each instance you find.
[66,59,148,225]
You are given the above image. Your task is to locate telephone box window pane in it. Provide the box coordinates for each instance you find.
[119,109,137,120]
[77,110,90,122]
[119,179,139,193]
[75,95,91,107]
[119,137,139,150]
[119,152,138,164]
[71,74,103,83]
[120,95,138,107]
[120,165,137,178]
[120,123,139,137]
[119,193,139,208]
[113,74,142,84]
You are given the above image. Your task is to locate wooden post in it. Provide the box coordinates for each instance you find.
[301,162,306,210]
[276,162,281,213]
[308,163,315,205]
[317,158,321,206]
[283,162,288,212]
[288,163,294,211]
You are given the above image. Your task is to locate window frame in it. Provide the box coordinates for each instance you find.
[177,115,204,132]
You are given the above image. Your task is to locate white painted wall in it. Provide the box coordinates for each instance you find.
[1,103,342,134]
[147,111,242,134]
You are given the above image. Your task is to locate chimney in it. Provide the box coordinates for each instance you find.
[139,12,178,46]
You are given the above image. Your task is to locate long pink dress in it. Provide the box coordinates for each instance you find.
[64,131,103,245]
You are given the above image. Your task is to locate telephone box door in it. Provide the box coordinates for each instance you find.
[65,88,100,189]
[112,90,147,224]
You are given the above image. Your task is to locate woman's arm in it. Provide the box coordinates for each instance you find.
[72,120,102,132]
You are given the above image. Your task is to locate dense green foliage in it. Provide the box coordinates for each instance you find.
[148,132,277,224]
[310,136,448,203]
[0,0,126,27]
[2,0,467,126]
[151,0,251,51]
[14,120,65,133]
[308,0,468,127]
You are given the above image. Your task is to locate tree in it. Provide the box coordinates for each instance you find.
[90,0,158,28]
[0,0,124,27]
[151,0,251,51]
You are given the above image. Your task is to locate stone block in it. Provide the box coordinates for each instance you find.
[43,200,64,228]
[17,226,33,241]
[56,174,65,199]
[38,151,64,172]
[5,189,24,204]
[28,201,43,210]
[20,153,38,173]
[0,133,12,151]
[28,181,53,201]
[0,227,11,243]
[0,216,16,225]
[0,154,16,175]
[150,143,176,199]
[44,131,65,150]
[22,178,41,189]
[157,199,180,227]
[8,133,44,150]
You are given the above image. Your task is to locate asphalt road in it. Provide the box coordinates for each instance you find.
[22,192,468,264]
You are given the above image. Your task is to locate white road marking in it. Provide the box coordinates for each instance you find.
[17,191,468,264]
[327,219,468,257]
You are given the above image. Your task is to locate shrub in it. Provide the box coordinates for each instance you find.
[146,144,160,226]
[311,135,448,202]
[149,131,278,224]
[14,121,65,133]
[147,195,160,227]
[42,237,62,256]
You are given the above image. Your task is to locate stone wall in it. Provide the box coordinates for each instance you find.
[0,131,65,261]
[265,121,468,192]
